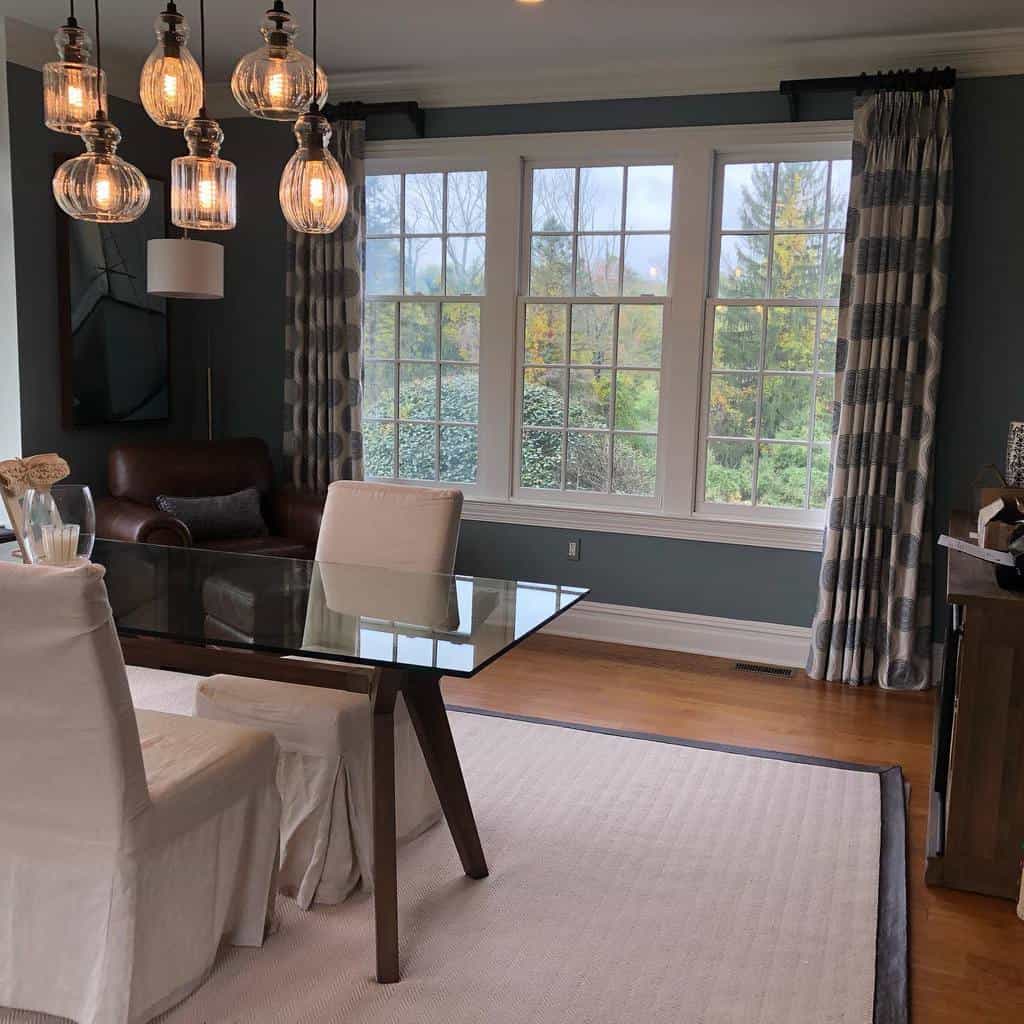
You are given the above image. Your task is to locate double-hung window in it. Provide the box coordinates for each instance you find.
[517,163,674,503]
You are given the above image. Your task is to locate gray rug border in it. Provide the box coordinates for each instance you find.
[446,704,909,1024]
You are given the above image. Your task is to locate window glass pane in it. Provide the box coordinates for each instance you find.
[761,374,813,440]
[810,446,831,508]
[578,166,623,232]
[521,430,562,488]
[366,238,400,295]
[398,423,436,480]
[399,362,437,421]
[814,376,835,442]
[818,307,839,372]
[613,434,657,496]
[441,303,480,362]
[530,234,572,295]
[365,421,395,478]
[618,305,663,367]
[756,443,808,508]
[441,365,479,423]
[614,370,659,431]
[440,425,478,482]
[570,304,614,365]
[399,302,437,359]
[709,373,757,438]
[721,163,772,230]
[705,439,753,504]
[446,235,486,295]
[404,172,444,233]
[774,161,828,229]
[623,234,669,296]
[363,362,395,420]
[366,175,401,234]
[712,305,762,370]
[364,301,396,358]
[566,431,610,492]
[576,234,621,296]
[823,233,843,301]
[770,233,823,299]
[523,367,565,426]
[625,165,673,230]
[404,236,443,295]
[765,306,815,370]
[568,368,611,428]
[446,171,487,233]
[828,160,852,230]
[532,168,575,232]
[718,235,768,298]
[525,304,567,364]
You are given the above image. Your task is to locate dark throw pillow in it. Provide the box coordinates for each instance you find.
[155,487,268,542]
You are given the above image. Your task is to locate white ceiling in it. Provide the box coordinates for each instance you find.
[3,1,1024,108]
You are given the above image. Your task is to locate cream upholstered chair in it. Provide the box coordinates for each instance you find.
[0,560,281,1024]
[195,481,458,908]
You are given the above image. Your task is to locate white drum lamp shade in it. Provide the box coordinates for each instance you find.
[147,237,223,299]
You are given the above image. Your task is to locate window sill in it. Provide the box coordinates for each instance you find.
[461,498,824,552]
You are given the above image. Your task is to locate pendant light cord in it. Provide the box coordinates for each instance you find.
[198,0,207,117]
[93,0,103,117]
[310,0,318,113]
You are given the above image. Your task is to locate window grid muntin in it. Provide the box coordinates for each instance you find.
[704,157,846,511]
[521,162,673,499]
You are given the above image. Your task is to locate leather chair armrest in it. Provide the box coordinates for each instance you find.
[272,488,325,549]
[96,497,192,546]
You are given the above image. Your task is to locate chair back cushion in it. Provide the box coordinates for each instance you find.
[315,481,463,573]
[108,438,274,507]
[0,561,149,840]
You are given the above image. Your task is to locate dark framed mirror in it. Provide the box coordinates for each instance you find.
[56,159,170,428]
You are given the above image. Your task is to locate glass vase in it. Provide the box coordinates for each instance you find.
[22,484,95,565]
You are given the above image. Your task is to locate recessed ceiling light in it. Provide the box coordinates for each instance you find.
[516,0,545,5]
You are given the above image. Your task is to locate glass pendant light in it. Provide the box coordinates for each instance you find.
[42,1,107,134]
[231,1,327,121]
[139,2,203,128]
[171,0,237,230]
[52,1,150,223]
[278,0,346,234]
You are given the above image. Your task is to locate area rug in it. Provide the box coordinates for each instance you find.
[2,708,907,1024]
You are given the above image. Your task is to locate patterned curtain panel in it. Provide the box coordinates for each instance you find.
[283,120,366,491]
[807,88,953,690]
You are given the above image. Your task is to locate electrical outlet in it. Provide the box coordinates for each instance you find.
[567,538,581,561]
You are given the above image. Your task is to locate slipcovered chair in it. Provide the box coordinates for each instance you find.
[195,481,459,907]
[0,561,281,1024]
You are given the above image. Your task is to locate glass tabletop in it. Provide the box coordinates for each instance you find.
[78,539,588,677]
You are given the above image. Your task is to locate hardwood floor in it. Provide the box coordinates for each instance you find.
[442,634,1024,1024]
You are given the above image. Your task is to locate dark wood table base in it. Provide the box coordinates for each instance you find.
[121,636,489,983]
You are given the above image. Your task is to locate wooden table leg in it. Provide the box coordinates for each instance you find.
[371,669,400,983]
[402,673,488,879]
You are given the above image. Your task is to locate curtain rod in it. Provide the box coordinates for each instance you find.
[779,66,956,121]
[321,100,425,137]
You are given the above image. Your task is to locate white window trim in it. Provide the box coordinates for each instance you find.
[366,120,852,552]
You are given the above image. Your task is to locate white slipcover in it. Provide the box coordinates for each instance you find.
[0,561,282,1024]
[195,481,462,907]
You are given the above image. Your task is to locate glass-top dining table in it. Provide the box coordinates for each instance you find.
[86,538,589,983]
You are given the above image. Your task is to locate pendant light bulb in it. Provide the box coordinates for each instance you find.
[139,2,203,128]
[279,110,347,234]
[42,4,107,134]
[231,1,327,121]
[172,117,237,230]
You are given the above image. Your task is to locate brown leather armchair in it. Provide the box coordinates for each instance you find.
[96,438,324,558]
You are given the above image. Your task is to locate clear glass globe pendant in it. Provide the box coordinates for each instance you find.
[231,1,327,121]
[42,13,107,134]
[139,1,203,128]
[279,110,347,234]
[52,114,151,223]
[172,116,237,230]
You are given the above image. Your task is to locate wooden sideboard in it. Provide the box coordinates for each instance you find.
[926,512,1024,899]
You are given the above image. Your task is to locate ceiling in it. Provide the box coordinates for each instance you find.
[3,0,1023,86]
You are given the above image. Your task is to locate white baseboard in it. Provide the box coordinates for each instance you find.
[542,600,811,669]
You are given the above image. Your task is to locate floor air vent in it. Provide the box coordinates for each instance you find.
[734,662,794,678]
